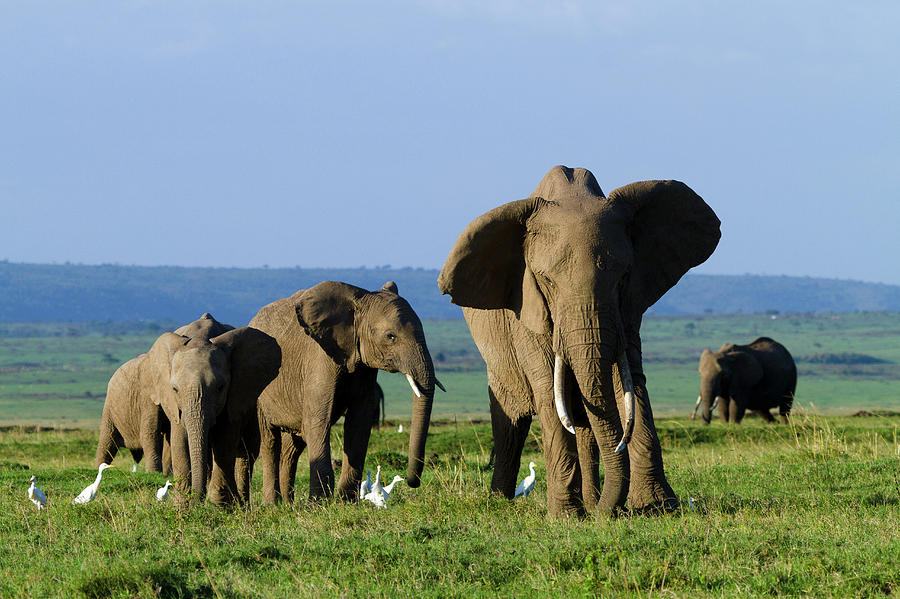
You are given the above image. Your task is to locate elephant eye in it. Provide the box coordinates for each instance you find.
[171,385,179,393]
[386,332,396,342]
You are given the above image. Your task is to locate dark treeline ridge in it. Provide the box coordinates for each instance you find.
[2,262,899,324]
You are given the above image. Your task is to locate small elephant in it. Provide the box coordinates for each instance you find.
[100,325,280,506]
[95,313,234,473]
[248,281,438,504]
[439,166,721,517]
[693,337,796,424]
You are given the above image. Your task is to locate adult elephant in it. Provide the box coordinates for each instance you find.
[248,281,439,504]
[438,166,721,517]
[692,337,796,424]
[95,313,234,473]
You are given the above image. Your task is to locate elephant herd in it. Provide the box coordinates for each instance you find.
[93,164,795,518]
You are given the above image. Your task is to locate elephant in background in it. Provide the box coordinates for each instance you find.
[693,337,796,424]
[95,313,234,473]
[439,165,721,517]
[247,281,439,504]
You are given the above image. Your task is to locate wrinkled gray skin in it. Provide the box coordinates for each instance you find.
[95,313,233,473]
[248,281,436,504]
[439,166,721,517]
[98,324,280,507]
[694,337,796,424]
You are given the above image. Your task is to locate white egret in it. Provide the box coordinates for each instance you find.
[156,480,173,501]
[514,461,536,498]
[397,424,404,433]
[131,463,138,473]
[363,466,404,508]
[382,475,404,495]
[27,475,47,510]
[73,463,114,504]
[359,469,373,499]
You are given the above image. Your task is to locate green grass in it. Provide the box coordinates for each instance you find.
[2,413,899,597]
[3,312,899,426]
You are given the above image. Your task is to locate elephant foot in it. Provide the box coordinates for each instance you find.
[546,495,586,520]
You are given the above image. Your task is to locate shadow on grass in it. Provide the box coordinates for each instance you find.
[78,562,218,599]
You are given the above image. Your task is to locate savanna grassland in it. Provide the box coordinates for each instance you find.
[1,312,899,597]
[2,415,899,597]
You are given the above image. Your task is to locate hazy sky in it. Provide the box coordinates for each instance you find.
[2,1,898,284]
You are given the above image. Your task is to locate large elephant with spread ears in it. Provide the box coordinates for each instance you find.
[248,280,439,504]
[438,165,721,517]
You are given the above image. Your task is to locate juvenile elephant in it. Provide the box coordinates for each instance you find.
[99,325,280,506]
[248,281,438,504]
[438,166,721,517]
[693,337,796,424]
[95,313,234,472]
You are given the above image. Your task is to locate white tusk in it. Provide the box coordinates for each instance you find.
[691,395,702,420]
[712,396,722,411]
[554,354,576,434]
[614,351,635,454]
[405,374,422,398]
[435,379,446,392]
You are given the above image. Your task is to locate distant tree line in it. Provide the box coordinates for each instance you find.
[1,262,899,324]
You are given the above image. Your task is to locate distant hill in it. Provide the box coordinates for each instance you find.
[1,262,898,323]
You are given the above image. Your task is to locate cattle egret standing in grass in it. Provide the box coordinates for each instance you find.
[397,424,403,433]
[156,480,173,501]
[515,461,536,498]
[131,463,138,473]
[73,463,114,504]
[359,469,373,500]
[363,466,404,508]
[382,474,404,495]
[28,475,47,510]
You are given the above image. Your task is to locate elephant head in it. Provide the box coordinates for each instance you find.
[439,166,720,502]
[294,281,438,488]
[149,327,280,502]
[695,344,762,424]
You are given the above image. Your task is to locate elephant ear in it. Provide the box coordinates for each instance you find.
[719,351,764,388]
[608,180,721,320]
[147,332,190,425]
[295,281,367,371]
[438,197,551,334]
[211,327,282,424]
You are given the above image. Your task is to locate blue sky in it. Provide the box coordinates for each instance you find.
[2,1,898,284]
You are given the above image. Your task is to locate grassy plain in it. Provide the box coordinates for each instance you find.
[1,414,899,597]
[2,312,898,427]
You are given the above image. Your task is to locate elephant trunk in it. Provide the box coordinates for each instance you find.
[185,405,210,503]
[557,305,629,515]
[404,346,436,488]
[698,380,716,424]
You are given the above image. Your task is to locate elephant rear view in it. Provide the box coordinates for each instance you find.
[694,337,796,424]
[249,281,438,504]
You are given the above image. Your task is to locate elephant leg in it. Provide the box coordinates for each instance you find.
[336,404,373,501]
[209,424,241,508]
[95,412,122,467]
[730,399,746,423]
[718,396,731,422]
[779,394,793,423]
[488,386,532,498]
[305,424,335,500]
[234,422,259,504]
[625,381,678,513]
[140,406,164,472]
[279,432,306,504]
[169,422,191,506]
[576,426,601,513]
[758,409,776,423]
[162,433,173,476]
[258,414,282,505]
